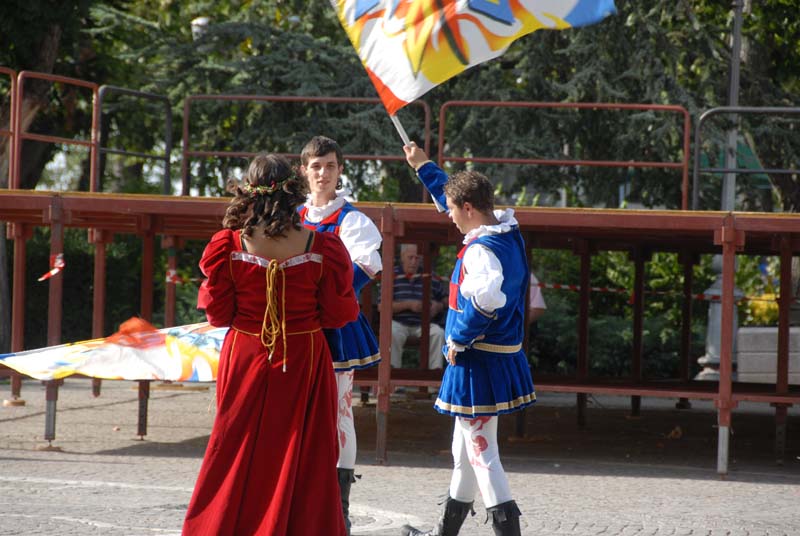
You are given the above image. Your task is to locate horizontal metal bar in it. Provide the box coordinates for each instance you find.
[700,106,800,117]
[441,100,690,114]
[21,132,93,147]
[19,70,98,91]
[699,167,798,176]
[99,147,168,160]
[184,150,407,162]
[98,85,169,103]
[443,156,683,169]
[187,94,385,105]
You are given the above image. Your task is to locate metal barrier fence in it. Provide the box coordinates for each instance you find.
[12,71,100,191]
[97,85,173,195]
[438,100,692,209]
[180,94,433,195]
[691,105,800,210]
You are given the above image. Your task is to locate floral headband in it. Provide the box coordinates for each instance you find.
[240,174,294,197]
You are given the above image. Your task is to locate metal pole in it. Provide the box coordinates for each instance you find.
[721,1,744,212]
[91,230,108,398]
[375,205,395,464]
[698,2,746,382]
[716,217,738,476]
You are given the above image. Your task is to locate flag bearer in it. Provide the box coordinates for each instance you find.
[400,143,536,536]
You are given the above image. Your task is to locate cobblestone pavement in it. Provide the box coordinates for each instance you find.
[1,379,798,536]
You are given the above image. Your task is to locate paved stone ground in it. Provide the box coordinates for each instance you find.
[1,378,799,535]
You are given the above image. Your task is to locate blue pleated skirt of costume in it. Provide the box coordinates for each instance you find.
[324,311,380,372]
[434,349,535,417]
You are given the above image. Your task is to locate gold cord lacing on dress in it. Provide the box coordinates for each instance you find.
[261,260,289,372]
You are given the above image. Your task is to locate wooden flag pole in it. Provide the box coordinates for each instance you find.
[390,114,411,146]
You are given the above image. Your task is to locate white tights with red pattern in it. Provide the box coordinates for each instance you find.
[336,370,357,469]
[448,416,512,508]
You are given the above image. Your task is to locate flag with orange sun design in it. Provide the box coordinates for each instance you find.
[331,0,617,115]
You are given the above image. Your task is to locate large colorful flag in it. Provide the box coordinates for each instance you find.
[0,318,225,382]
[331,0,617,115]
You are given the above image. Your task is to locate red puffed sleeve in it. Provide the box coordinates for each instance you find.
[318,233,360,329]
[197,229,236,327]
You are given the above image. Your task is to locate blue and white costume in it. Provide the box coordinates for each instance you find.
[299,191,382,471]
[416,162,536,418]
[399,153,532,533]
[299,193,382,371]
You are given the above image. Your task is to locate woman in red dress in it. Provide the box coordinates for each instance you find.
[183,153,359,536]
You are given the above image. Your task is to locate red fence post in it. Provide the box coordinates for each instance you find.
[375,204,396,464]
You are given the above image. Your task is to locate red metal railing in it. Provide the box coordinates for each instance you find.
[13,71,100,191]
[4,72,800,473]
[0,67,16,185]
[181,94,432,195]
[438,101,692,210]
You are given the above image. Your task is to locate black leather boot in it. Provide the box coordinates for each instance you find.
[401,496,474,536]
[487,500,522,536]
[337,468,356,536]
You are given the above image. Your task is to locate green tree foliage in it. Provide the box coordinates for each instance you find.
[0,0,95,189]
[87,1,429,200]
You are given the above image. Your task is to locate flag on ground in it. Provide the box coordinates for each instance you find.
[0,318,224,382]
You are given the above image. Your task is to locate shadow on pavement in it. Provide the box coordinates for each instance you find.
[353,397,800,483]
[96,435,210,458]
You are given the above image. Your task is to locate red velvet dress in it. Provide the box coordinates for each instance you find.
[183,228,359,536]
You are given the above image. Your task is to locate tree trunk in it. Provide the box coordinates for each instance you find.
[0,22,62,352]
[0,109,9,189]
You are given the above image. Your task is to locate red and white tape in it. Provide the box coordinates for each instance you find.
[38,253,65,282]
[534,281,786,304]
[165,269,202,285]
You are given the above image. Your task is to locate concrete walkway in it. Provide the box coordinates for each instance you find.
[1,379,798,535]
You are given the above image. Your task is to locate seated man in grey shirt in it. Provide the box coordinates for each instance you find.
[385,243,446,369]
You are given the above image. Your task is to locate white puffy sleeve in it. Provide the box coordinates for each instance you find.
[459,244,506,313]
[339,210,383,276]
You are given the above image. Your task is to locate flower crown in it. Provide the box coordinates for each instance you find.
[240,174,294,197]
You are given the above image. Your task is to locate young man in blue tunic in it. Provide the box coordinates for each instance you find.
[298,136,382,535]
[401,142,535,536]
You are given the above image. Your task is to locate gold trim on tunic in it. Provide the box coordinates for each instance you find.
[434,393,536,416]
[471,342,523,353]
[333,352,381,371]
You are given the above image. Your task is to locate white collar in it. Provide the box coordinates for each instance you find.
[303,192,348,222]
[463,208,518,244]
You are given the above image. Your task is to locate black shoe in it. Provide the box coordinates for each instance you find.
[401,496,474,536]
[400,525,429,536]
[337,468,357,536]
[487,500,522,536]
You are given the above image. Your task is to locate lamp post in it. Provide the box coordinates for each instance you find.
[191,16,210,41]
[695,1,746,381]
